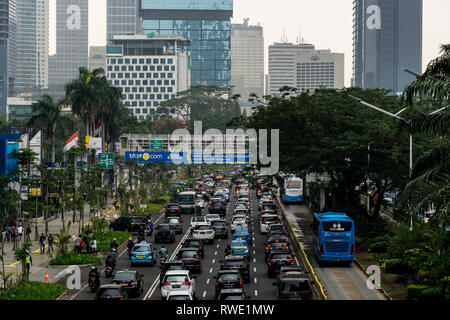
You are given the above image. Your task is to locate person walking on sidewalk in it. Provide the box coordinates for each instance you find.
[17,225,23,242]
[25,226,32,242]
[47,234,54,254]
[90,238,97,255]
[74,236,81,254]
[25,250,32,276]
[39,233,46,254]
[5,226,11,242]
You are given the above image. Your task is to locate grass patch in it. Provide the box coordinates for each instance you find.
[0,281,66,300]
[97,231,130,252]
[49,253,102,266]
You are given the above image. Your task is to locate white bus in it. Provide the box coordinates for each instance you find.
[282,176,304,204]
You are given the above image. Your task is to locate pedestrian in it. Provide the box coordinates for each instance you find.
[17,225,23,242]
[10,226,16,246]
[90,237,97,255]
[5,226,11,242]
[80,239,86,254]
[47,234,54,254]
[25,250,32,276]
[39,233,46,254]
[74,236,81,254]
[25,226,32,242]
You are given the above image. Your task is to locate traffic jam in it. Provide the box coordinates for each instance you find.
[83,169,315,301]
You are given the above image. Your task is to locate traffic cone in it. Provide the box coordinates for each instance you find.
[44,269,49,281]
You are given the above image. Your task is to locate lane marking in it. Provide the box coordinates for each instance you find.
[253,258,256,263]
[253,267,256,273]
[206,279,210,285]
[214,251,217,255]
[212,259,215,264]
[254,290,258,297]
[254,278,257,284]
[209,268,213,273]
[202,291,206,298]
[216,244,220,248]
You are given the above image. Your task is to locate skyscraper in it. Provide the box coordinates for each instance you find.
[140,0,233,87]
[231,19,264,109]
[55,0,88,86]
[15,0,49,94]
[352,0,423,94]
[89,46,106,71]
[106,0,141,42]
[0,0,16,115]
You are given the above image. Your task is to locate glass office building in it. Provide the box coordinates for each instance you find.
[140,0,233,87]
[107,0,141,42]
[0,0,16,116]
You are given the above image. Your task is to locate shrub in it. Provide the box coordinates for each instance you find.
[407,285,429,300]
[369,241,390,253]
[0,281,66,300]
[420,287,442,300]
[384,259,407,274]
[97,231,130,252]
[50,254,101,266]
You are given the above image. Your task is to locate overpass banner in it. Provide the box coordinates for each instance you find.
[124,152,250,165]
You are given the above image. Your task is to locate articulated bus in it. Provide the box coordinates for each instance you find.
[312,212,355,265]
[281,176,304,204]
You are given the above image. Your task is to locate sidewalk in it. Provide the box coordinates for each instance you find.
[1,199,116,284]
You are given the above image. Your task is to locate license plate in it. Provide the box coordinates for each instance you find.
[120,283,128,287]
[235,249,242,252]
[172,285,181,289]
[138,255,145,258]
[290,297,301,300]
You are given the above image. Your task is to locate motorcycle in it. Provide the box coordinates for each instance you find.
[146,225,153,236]
[160,254,168,265]
[105,265,114,277]
[89,275,99,292]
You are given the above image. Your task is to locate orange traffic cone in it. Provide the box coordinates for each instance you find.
[44,269,49,281]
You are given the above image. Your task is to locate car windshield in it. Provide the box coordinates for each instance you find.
[168,295,191,300]
[271,242,289,248]
[262,217,278,223]
[280,280,311,292]
[212,221,226,227]
[195,225,211,230]
[233,218,245,223]
[181,251,198,258]
[232,242,246,247]
[158,225,171,231]
[286,181,301,189]
[263,205,276,210]
[169,219,179,224]
[193,217,205,222]
[114,272,135,281]
[165,275,188,283]
[98,289,121,297]
[207,215,220,219]
[223,260,244,267]
[219,274,240,281]
[222,293,244,300]
[185,240,201,246]
[169,205,179,209]
[165,264,183,271]
[133,245,150,252]
[178,195,194,203]
[271,253,292,260]
[212,203,222,208]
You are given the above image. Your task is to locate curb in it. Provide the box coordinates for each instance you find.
[49,262,103,269]
[354,257,392,300]
[56,289,68,300]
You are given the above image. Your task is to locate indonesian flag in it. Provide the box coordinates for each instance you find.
[94,121,102,137]
[63,131,78,153]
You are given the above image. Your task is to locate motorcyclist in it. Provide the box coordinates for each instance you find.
[224,244,231,256]
[137,225,146,242]
[146,220,153,235]
[159,245,169,261]
[110,238,119,250]
[126,237,134,252]
[106,248,118,268]
[88,266,100,286]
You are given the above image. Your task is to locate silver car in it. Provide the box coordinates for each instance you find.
[161,270,196,299]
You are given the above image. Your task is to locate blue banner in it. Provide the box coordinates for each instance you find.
[124,152,250,165]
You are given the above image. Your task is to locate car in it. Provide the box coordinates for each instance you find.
[230,239,250,258]
[190,216,207,229]
[159,260,188,286]
[196,195,207,209]
[260,214,280,234]
[167,217,183,234]
[192,223,215,244]
[231,215,248,232]
[220,255,250,283]
[176,248,202,273]
[260,203,278,214]
[234,203,250,215]
[112,270,144,296]
[166,290,195,300]
[232,228,253,246]
[209,201,227,217]
[267,250,295,278]
[205,213,221,224]
[217,288,248,300]
[155,224,176,243]
[267,224,285,234]
[273,276,314,300]
[265,240,290,261]
[210,219,228,239]
[279,266,308,276]
[94,284,129,300]
[161,270,196,299]
[165,203,182,219]
[109,216,146,233]
[266,230,289,243]
[130,243,157,266]
[181,238,204,258]
[214,270,243,299]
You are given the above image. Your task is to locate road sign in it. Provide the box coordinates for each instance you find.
[29,188,41,196]
[150,140,163,150]
[98,153,114,169]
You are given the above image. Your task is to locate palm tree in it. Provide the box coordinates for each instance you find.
[27,94,73,163]
[402,44,450,226]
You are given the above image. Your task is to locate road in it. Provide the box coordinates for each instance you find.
[66,187,303,300]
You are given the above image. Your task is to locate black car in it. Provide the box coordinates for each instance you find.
[155,224,176,243]
[217,288,248,300]
[176,248,202,273]
[219,255,250,283]
[209,201,226,217]
[214,270,243,299]
[181,238,204,258]
[265,240,290,261]
[159,260,187,285]
[266,231,290,244]
[267,250,295,278]
[95,285,129,300]
[274,276,314,300]
[112,270,144,297]
[109,216,146,233]
[165,203,182,219]
[279,266,308,276]
[210,219,228,239]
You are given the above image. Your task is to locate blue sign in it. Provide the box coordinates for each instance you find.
[124,152,250,165]
[46,162,66,169]
[191,153,250,165]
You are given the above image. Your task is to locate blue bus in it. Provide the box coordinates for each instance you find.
[281,176,304,204]
[312,212,355,264]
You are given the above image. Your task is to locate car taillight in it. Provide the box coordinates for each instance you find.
[131,281,138,285]
[184,281,191,286]
[283,247,289,250]
[193,257,200,261]
[162,282,169,286]
[197,245,202,248]
[240,279,243,288]
[131,223,136,226]
[286,259,294,263]
[130,251,133,254]
[119,296,124,300]
[161,270,166,274]
[176,257,181,260]
[277,295,282,300]
[215,280,219,288]
[113,281,118,285]
[269,259,276,263]
[320,244,324,254]
[182,245,187,248]
[266,246,271,250]
[94,296,99,300]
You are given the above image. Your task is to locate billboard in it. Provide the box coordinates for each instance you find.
[124,152,250,165]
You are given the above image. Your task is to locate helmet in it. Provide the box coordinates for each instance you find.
[128,237,132,240]
[113,238,117,241]
[112,248,117,252]
[90,266,95,270]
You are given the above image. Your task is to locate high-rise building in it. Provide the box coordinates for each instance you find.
[353,0,423,94]
[106,35,191,120]
[1,0,16,115]
[106,0,141,42]
[268,42,314,95]
[231,19,264,109]
[14,0,49,94]
[48,53,57,86]
[89,46,106,71]
[55,0,88,86]
[140,0,233,87]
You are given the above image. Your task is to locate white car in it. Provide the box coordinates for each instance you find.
[166,290,195,300]
[190,216,207,229]
[205,214,221,224]
[192,223,215,244]
[161,270,196,299]
[260,214,280,234]
[231,215,248,232]
[196,195,206,209]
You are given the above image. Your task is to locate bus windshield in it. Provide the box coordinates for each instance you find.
[322,221,352,232]
[178,195,194,203]
[286,181,301,189]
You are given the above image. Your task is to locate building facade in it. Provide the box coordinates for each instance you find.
[231,19,264,109]
[55,0,88,86]
[0,0,16,115]
[106,35,191,120]
[140,0,233,87]
[294,49,344,91]
[268,42,315,95]
[89,46,106,71]
[352,0,423,94]
[106,0,141,42]
[6,96,35,121]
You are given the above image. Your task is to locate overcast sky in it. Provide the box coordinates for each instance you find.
[49,0,450,87]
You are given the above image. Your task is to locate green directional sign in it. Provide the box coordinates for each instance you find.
[151,140,163,150]
[98,153,114,169]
